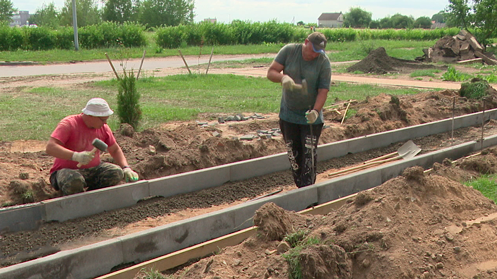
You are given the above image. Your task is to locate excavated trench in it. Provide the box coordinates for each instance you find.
[1,108,497,279]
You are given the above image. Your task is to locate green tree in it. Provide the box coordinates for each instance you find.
[369,19,380,29]
[0,0,14,24]
[446,0,497,47]
[139,0,194,28]
[379,17,392,28]
[390,13,414,29]
[59,0,101,27]
[431,11,446,23]
[413,16,432,29]
[103,0,139,23]
[343,7,372,28]
[29,3,60,29]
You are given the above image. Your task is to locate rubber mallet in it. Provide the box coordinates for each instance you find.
[76,138,108,167]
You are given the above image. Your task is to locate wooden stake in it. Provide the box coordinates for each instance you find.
[341,101,351,125]
[206,47,214,75]
[105,53,120,80]
[137,50,146,80]
[178,49,191,74]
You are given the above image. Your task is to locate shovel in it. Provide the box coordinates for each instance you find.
[363,140,419,164]
[328,140,421,177]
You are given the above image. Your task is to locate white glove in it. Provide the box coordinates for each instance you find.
[281,75,297,90]
[72,151,95,166]
[306,109,319,124]
[123,167,139,182]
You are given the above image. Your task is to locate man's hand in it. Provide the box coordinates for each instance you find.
[123,167,139,182]
[306,109,319,124]
[72,151,95,166]
[281,75,297,90]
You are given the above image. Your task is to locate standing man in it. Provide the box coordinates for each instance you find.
[46,98,139,196]
[267,32,332,188]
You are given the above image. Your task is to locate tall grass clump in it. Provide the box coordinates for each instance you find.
[441,66,472,81]
[460,79,491,99]
[464,175,497,203]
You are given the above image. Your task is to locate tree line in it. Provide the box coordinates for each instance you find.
[1,0,496,48]
[1,0,194,29]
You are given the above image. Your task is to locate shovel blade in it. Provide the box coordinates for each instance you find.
[398,140,421,160]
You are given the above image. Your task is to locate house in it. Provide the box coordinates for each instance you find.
[10,11,31,27]
[204,18,217,23]
[318,12,343,28]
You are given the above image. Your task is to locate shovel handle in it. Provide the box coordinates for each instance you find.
[363,152,397,164]
[328,156,401,178]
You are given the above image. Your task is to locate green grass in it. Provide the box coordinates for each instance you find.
[0,39,438,64]
[331,82,431,101]
[0,74,436,142]
[464,175,497,203]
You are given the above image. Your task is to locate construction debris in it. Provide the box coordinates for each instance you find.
[418,30,497,65]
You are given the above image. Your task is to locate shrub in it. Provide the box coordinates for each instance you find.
[117,69,142,130]
[460,79,491,99]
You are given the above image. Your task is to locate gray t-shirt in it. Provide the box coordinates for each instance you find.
[275,43,332,124]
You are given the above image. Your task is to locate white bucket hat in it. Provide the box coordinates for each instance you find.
[82,98,114,117]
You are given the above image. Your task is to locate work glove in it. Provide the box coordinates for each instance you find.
[72,151,95,166]
[281,75,297,90]
[123,167,139,182]
[305,109,319,124]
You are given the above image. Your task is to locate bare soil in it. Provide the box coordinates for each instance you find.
[2,57,497,278]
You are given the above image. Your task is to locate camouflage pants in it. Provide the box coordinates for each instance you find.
[279,119,323,188]
[50,163,124,196]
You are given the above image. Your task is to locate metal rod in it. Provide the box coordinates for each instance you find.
[451,96,455,145]
[481,99,486,150]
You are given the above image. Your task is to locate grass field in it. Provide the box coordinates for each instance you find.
[0,39,439,64]
[0,74,434,142]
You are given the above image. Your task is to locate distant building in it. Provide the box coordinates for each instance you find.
[431,21,446,29]
[318,12,343,28]
[204,18,217,23]
[10,11,31,27]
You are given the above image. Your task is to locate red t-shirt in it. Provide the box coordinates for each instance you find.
[49,114,117,173]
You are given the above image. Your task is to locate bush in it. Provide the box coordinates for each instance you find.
[22,26,56,50]
[0,26,23,51]
[117,69,142,130]
[460,79,491,99]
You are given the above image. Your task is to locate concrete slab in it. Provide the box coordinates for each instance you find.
[149,165,230,198]
[229,153,289,181]
[0,239,123,279]
[43,181,149,222]
[0,203,43,233]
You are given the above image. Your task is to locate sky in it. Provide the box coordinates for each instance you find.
[13,0,450,23]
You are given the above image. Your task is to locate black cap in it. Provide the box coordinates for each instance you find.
[308,32,327,54]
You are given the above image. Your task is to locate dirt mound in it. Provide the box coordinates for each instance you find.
[166,161,497,278]
[346,47,445,74]
[3,86,497,207]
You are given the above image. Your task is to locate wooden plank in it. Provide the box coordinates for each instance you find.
[96,194,357,279]
[457,58,483,64]
[95,227,257,279]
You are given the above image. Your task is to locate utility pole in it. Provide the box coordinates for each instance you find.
[72,0,79,51]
